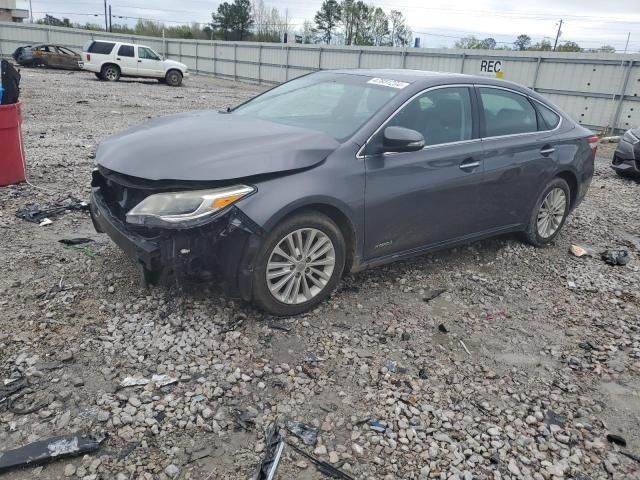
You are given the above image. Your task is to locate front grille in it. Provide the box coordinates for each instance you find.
[92,169,151,222]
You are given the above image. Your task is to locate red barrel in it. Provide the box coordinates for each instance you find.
[0,101,26,186]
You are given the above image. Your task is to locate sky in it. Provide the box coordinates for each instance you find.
[17,0,640,51]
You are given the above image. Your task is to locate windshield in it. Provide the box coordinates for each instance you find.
[233,73,405,141]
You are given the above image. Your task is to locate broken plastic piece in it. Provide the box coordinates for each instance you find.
[423,288,446,302]
[569,244,596,258]
[59,238,94,246]
[286,420,319,446]
[601,248,631,266]
[0,433,105,473]
[606,433,627,447]
[255,422,285,480]
[119,376,149,388]
[151,374,178,387]
[367,419,386,432]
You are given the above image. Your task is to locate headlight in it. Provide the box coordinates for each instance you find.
[624,129,640,145]
[126,185,254,227]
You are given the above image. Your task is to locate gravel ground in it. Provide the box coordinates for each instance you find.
[1,68,640,480]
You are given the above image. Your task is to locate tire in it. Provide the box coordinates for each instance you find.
[523,177,571,247]
[101,64,120,82]
[165,70,183,87]
[94,72,104,80]
[252,212,346,316]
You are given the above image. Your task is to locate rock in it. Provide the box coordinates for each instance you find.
[328,451,340,464]
[314,445,327,456]
[164,464,179,478]
[63,464,76,477]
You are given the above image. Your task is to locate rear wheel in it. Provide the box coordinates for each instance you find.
[101,64,120,82]
[252,212,346,316]
[165,70,183,87]
[523,177,570,247]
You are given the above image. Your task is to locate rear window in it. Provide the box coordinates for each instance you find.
[536,102,561,130]
[86,41,115,55]
[118,45,134,57]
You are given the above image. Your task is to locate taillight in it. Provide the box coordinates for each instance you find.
[86,53,91,61]
[587,135,598,154]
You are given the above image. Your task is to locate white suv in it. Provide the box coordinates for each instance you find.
[81,40,189,86]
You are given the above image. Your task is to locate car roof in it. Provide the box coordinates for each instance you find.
[330,68,528,92]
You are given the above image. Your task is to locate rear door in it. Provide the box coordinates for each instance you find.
[137,46,164,77]
[116,44,137,75]
[364,85,484,258]
[476,86,560,230]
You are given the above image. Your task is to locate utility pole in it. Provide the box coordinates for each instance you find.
[553,19,563,51]
[28,0,33,23]
[108,5,112,32]
[624,32,630,54]
[104,0,108,31]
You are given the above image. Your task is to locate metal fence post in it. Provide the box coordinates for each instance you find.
[318,47,322,71]
[258,44,262,84]
[401,48,407,69]
[460,53,466,73]
[358,49,363,69]
[285,45,290,82]
[610,60,634,133]
[532,57,542,90]
[195,42,199,73]
[234,43,237,80]
[212,42,217,77]
[179,42,182,63]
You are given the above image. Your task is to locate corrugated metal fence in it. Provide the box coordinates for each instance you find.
[1,21,639,132]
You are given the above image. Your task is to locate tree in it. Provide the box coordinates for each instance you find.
[513,34,531,51]
[596,44,616,53]
[479,37,496,49]
[556,41,582,52]
[314,0,341,44]
[299,20,318,44]
[368,7,389,46]
[212,0,254,41]
[455,36,496,50]
[388,10,411,47]
[530,39,552,51]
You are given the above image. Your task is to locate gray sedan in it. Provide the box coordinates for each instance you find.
[90,69,597,315]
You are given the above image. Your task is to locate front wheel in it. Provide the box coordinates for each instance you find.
[165,70,183,87]
[94,72,104,80]
[523,177,570,247]
[101,64,120,82]
[252,212,346,316]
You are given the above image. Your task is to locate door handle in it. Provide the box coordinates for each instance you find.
[138,60,142,63]
[117,57,121,60]
[540,146,555,156]
[459,160,480,171]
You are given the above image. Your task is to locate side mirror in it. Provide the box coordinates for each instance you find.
[382,126,425,153]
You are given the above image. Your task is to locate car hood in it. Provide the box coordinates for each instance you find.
[95,111,340,181]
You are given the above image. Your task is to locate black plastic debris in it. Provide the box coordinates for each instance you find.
[0,433,105,473]
[606,433,627,447]
[232,406,258,431]
[438,324,449,334]
[418,368,428,379]
[601,248,631,266]
[286,420,319,446]
[59,238,94,246]
[287,443,355,480]
[424,288,446,303]
[255,422,285,480]
[16,197,89,224]
[621,450,640,464]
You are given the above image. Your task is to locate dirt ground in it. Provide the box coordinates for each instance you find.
[1,68,639,480]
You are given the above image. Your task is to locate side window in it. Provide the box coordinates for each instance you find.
[479,87,537,137]
[118,45,134,57]
[89,41,115,55]
[139,47,160,60]
[388,87,473,146]
[536,102,561,130]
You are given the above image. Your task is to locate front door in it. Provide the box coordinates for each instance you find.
[363,85,485,259]
[116,44,137,75]
[137,47,164,77]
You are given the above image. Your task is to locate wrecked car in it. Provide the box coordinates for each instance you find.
[90,69,597,315]
[612,127,640,177]
[12,44,82,70]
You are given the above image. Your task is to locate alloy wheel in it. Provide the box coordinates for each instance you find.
[105,67,118,81]
[536,187,567,238]
[266,228,336,305]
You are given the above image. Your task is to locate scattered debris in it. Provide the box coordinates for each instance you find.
[544,410,566,429]
[255,422,285,480]
[606,433,627,447]
[601,248,631,266]
[621,450,640,464]
[119,376,149,389]
[286,420,319,446]
[39,218,53,226]
[151,374,178,388]
[418,368,428,379]
[58,238,94,246]
[287,443,355,480]
[268,321,292,332]
[460,340,471,356]
[16,197,89,224]
[0,433,105,474]
[232,406,258,431]
[438,324,449,334]
[578,341,595,350]
[423,288,446,303]
[569,244,597,258]
[367,419,386,432]
[304,352,324,363]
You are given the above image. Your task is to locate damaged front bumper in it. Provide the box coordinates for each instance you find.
[612,135,640,175]
[90,187,263,299]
